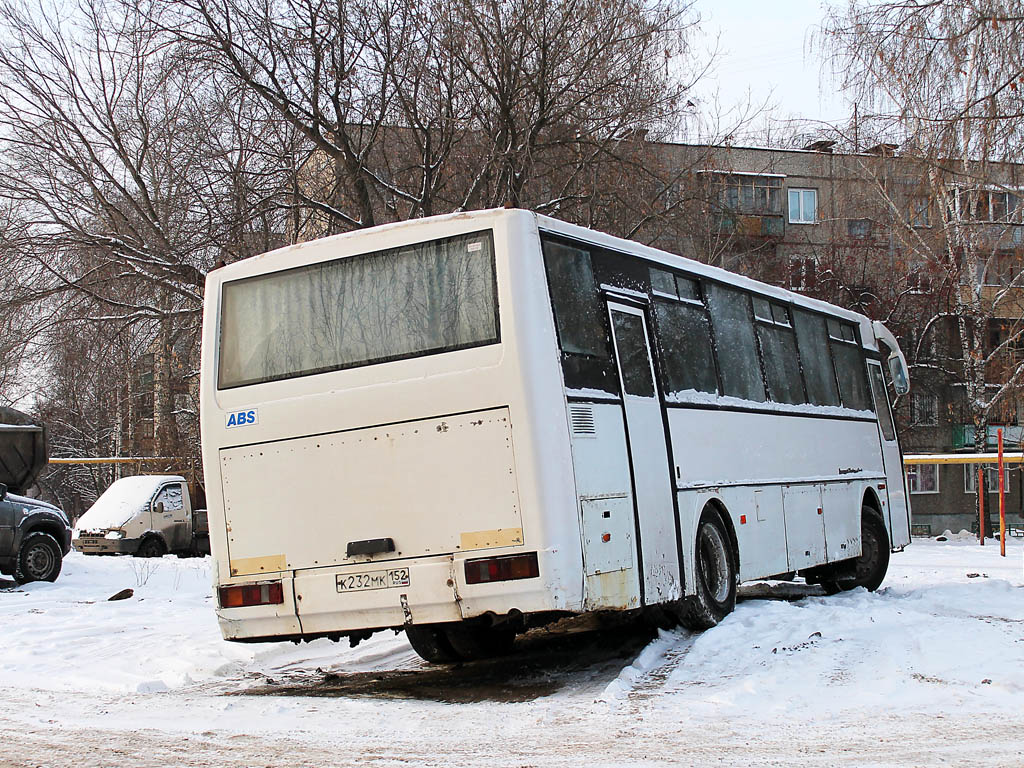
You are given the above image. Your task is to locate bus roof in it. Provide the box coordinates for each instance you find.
[209,208,881,352]
[533,212,876,343]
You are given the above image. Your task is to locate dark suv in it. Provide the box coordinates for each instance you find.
[0,483,72,583]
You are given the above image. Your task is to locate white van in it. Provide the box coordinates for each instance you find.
[73,475,209,558]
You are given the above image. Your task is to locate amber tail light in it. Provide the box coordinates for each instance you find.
[464,552,539,585]
[219,581,284,608]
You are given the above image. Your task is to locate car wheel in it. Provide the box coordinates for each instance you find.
[678,506,737,631]
[15,531,63,584]
[136,536,166,558]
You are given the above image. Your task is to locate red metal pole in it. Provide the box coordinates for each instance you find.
[999,428,1006,558]
[979,467,985,545]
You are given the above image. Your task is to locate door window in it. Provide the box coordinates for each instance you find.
[610,310,655,397]
[153,484,184,512]
[867,363,896,441]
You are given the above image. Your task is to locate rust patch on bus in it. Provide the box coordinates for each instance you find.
[459,527,523,550]
[230,554,287,576]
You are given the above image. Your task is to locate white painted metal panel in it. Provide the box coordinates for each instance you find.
[581,496,635,576]
[566,403,632,500]
[581,497,640,610]
[220,408,522,575]
[783,484,826,571]
[821,481,861,563]
[718,485,789,581]
[668,409,886,489]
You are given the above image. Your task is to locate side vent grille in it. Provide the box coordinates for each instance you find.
[569,405,597,437]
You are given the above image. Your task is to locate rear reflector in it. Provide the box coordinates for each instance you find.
[464,552,539,585]
[219,581,284,609]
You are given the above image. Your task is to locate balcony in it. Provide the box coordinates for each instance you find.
[952,424,1023,450]
[716,213,785,238]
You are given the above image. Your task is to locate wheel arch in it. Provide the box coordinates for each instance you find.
[703,497,740,579]
[18,516,70,554]
[862,486,883,517]
[137,530,168,552]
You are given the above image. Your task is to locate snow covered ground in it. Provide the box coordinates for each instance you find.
[1,537,1023,767]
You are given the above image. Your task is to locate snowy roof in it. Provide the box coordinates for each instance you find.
[75,474,185,531]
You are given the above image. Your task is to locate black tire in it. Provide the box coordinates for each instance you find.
[679,506,737,631]
[15,531,63,584]
[443,622,517,661]
[136,536,166,558]
[405,624,462,664]
[822,507,890,594]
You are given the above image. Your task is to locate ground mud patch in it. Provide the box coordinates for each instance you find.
[236,620,657,703]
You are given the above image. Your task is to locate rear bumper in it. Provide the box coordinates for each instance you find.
[72,535,139,555]
[217,550,570,642]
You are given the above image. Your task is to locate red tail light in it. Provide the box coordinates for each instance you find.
[219,581,284,608]
[464,552,539,585]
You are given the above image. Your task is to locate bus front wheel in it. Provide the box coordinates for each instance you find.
[679,506,737,631]
[821,507,890,594]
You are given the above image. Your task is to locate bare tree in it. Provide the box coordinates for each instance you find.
[151,0,703,238]
[824,0,1024,451]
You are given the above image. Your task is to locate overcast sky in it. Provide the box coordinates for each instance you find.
[694,0,852,137]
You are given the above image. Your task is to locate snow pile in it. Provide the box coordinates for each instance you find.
[0,539,1022,765]
[0,552,412,696]
[73,475,181,533]
[936,529,978,541]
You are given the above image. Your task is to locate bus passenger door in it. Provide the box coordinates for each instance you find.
[606,301,681,603]
[867,361,910,548]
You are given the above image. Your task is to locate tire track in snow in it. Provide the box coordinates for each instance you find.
[598,628,696,704]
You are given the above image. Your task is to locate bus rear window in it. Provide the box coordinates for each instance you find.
[218,230,499,389]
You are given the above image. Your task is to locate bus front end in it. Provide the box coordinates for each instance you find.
[199,210,582,657]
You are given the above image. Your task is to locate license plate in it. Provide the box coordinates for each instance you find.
[336,568,410,593]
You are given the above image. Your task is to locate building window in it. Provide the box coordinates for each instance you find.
[907,326,937,360]
[906,464,939,494]
[975,253,1020,287]
[907,268,932,294]
[908,197,931,228]
[713,173,783,215]
[964,465,999,493]
[789,257,816,291]
[910,391,939,426]
[788,188,817,224]
[847,218,873,239]
[953,188,1022,223]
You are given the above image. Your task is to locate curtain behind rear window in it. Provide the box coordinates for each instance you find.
[218,230,498,389]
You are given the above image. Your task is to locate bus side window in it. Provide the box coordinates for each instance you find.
[542,240,607,357]
[792,310,841,407]
[754,302,805,405]
[705,284,766,403]
[829,321,872,410]
[653,298,718,397]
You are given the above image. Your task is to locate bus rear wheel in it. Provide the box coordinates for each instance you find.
[821,507,890,594]
[405,625,461,664]
[442,622,516,660]
[679,506,737,631]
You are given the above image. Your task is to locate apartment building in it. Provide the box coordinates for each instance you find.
[650,141,1024,535]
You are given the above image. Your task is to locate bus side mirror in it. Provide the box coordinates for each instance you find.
[887,355,909,395]
[0,483,6,501]
[871,320,910,395]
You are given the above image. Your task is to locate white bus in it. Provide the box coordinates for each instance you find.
[199,208,911,662]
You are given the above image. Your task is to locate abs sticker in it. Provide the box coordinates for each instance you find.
[226,409,258,428]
